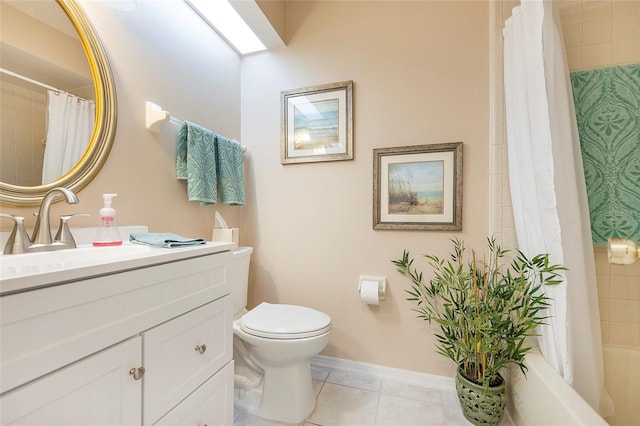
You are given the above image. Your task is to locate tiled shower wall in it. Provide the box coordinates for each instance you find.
[490,0,640,349]
[0,82,46,186]
[559,0,640,348]
[561,0,640,72]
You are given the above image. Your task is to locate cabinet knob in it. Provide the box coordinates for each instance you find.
[129,366,145,380]
[195,344,207,354]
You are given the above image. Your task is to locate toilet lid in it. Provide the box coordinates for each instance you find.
[240,302,332,339]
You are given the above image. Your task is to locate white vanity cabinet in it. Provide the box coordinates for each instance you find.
[0,244,234,426]
[1,337,143,425]
[154,363,234,426]
[143,296,232,425]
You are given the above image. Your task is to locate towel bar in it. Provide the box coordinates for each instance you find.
[145,101,247,152]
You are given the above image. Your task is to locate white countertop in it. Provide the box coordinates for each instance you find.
[0,238,234,296]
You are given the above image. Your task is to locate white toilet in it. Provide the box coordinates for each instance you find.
[230,247,332,423]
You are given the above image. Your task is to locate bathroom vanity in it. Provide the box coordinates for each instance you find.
[0,242,235,425]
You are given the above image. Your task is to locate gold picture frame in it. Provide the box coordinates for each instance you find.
[373,142,463,231]
[281,81,353,164]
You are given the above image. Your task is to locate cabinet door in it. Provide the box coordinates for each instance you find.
[1,337,142,426]
[1,251,228,395]
[154,361,234,426]
[143,297,232,425]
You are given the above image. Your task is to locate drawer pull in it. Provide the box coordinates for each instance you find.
[129,366,145,380]
[195,344,207,354]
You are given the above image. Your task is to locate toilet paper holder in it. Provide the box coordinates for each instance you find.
[358,275,387,301]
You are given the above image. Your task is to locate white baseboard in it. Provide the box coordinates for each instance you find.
[311,355,455,392]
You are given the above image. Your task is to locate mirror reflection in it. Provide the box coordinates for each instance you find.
[0,0,95,187]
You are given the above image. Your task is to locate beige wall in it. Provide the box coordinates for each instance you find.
[1,0,631,379]
[240,1,490,375]
[0,0,244,240]
[1,0,492,377]
[1,3,91,79]
[256,0,286,44]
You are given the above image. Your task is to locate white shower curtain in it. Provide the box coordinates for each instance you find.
[42,90,95,184]
[503,0,612,416]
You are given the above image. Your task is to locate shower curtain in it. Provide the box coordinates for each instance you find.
[42,90,95,184]
[503,0,612,416]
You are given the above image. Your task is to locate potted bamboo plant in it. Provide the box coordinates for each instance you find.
[392,238,564,426]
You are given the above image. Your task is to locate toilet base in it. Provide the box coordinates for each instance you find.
[234,361,317,423]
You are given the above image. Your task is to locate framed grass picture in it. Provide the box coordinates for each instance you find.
[373,142,463,231]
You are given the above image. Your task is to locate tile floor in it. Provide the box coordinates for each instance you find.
[233,364,515,426]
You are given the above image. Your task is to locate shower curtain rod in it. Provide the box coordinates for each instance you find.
[0,68,88,101]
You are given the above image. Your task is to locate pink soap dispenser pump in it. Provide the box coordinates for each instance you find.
[93,193,123,247]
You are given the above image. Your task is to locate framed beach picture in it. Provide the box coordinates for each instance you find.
[280,81,353,164]
[373,142,463,231]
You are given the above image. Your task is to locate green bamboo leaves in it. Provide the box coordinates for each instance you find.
[392,237,566,388]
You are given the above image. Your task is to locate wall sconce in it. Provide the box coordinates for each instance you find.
[608,238,639,265]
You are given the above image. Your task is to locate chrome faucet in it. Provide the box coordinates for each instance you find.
[0,214,31,255]
[31,188,79,245]
[1,187,84,254]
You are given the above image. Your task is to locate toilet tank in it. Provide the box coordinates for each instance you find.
[230,246,253,316]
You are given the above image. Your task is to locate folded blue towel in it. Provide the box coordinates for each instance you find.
[177,121,217,205]
[130,232,206,248]
[216,135,245,205]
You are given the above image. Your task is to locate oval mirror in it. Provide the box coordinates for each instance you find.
[0,0,117,206]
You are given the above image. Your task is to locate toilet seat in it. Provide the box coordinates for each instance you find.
[240,302,331,339]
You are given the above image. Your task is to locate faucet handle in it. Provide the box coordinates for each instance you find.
[54,213,90,249]
[1,213,31,255]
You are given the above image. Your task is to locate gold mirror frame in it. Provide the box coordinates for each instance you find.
[0,0,117,206]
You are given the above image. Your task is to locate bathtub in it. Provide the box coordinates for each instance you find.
[507,348,607,425]
[603,344,640,426]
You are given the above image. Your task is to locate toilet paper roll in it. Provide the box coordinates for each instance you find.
[360,280,380,305]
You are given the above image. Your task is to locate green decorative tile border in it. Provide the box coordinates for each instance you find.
[570,63,640,246]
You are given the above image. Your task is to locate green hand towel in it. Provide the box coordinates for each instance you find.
[130,232,206,248]
[215,134,245,205]
[177,121,217,205]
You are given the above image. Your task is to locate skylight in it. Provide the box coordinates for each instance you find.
[186,0,267,55]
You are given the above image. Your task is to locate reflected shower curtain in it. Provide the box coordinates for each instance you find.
[503,0,612,416]
[42,90,95,184]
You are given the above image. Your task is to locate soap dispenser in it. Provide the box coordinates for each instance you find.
[93,193,122,247]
